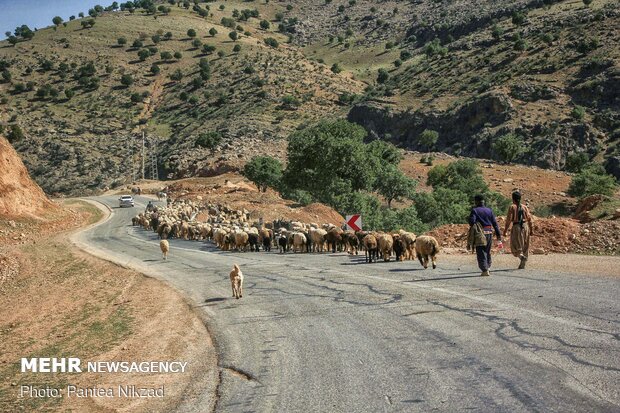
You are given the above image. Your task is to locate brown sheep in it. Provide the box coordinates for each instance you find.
[160,240,170,260]
[363,234,378,263]
[377,233,394,262]
[415,235,440,269]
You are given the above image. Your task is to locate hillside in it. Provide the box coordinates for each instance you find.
[0,134,56,218]
[0,0,619,196]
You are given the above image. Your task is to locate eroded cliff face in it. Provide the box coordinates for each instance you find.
[348,92,603,170]
[0,135,56,219]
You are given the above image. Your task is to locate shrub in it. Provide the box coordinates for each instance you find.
[117,37,127,46]
[331,63,342,74]
[138,49,150,61]
[571,105,585,120]
[492,133,525,163]
[132,39,143,48]
[281,94,300,109]
[64,89,75,99]
[424,39,448,57]
[233,44,241,53]
[150,64,160,75]
[209,27,217,37]
[243,156,283,192]
[512,11,526,26]
[187,28,197,38]
[192,38,202,49]
[7,124,24,143]
[264,37,279,48]
[195,131,222,149]
[120,74,133,87]
[567,164,616,198]
[419,129,438,152]
[565,152,590,172]
[160,51,173,61]
[174,51,182,59]
[377,68,389,84]
[170,68,183,81]
[260,20,270,30]
[400,50,412,61]
[229,31,238,41]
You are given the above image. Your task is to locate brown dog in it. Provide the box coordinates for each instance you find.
[229,264,244,299]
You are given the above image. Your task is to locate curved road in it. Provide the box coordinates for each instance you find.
[76,196,620,413]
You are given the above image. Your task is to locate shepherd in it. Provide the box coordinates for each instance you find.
[468,194,502,276]
[504,191,533,269]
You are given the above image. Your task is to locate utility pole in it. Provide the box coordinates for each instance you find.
[127,135,135,183]
[141,131,145,181]
[150,136,158,181]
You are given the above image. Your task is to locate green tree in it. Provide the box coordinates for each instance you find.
[233,44,241,53]
[192,38,202,49]
[567,164,616,198]
[150,64,160,75]
[512,11,526,26]
[170,68,183,81]
[132,39,143,48]
[565,152,590,173]
[64,89,75,99]
[375,165,417,208]
[117,37,127,46]
[260,20,270,30]
[331,63,342,74]
[377,68,389,84]
[187,28,197,38]
[209,27,217,36]
[195,131,222,149]
[1,70,11,83]
[202,44,216,54]
[174,51,182,59]
[52,16,63,26]
[418,129,438,153]
[264,37,279,48]
[160,51,173,61]
[571,105,585,120]
[283,120,376,205]
[138,49,150,61]
[492,133,525,163]
[7,124,24,143]
[120,73,133,87]
[229,31,238,41]
[243,156,284,192]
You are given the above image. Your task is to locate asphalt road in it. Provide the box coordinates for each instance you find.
[77,196,620,413]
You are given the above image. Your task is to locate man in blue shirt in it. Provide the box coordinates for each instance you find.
[469,194,502,276]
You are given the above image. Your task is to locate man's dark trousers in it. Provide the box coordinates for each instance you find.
[476,234,493,271]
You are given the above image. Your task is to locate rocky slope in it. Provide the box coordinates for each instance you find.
[0,0,618,195]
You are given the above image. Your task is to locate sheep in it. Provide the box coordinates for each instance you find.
[278,235,288,253]
[158,222,172,239]
[415,235,440,269]
[363,234,378,263]
[310,228,327,252]
[234,231,249,252]
[259,228,273,252]
[179,221,190,240]
[132,216,140,226]
[248,232,259,252]
[377,233,394,262]
[160,240,170,260]
[392,234,406,262]
[399,230,417,260]
[292,232,307,253]
[342,230,359,255]
[325,227,343,253]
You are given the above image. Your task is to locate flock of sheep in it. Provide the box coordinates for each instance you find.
[132,199,440,269]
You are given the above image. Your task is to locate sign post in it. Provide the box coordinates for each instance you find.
[345,214,362,231]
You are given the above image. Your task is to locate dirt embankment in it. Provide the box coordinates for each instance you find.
[162,173,345,225]
[0,136,57,218]
[428,215,620,256]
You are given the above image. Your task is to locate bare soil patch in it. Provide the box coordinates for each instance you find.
[0,201,217,412]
